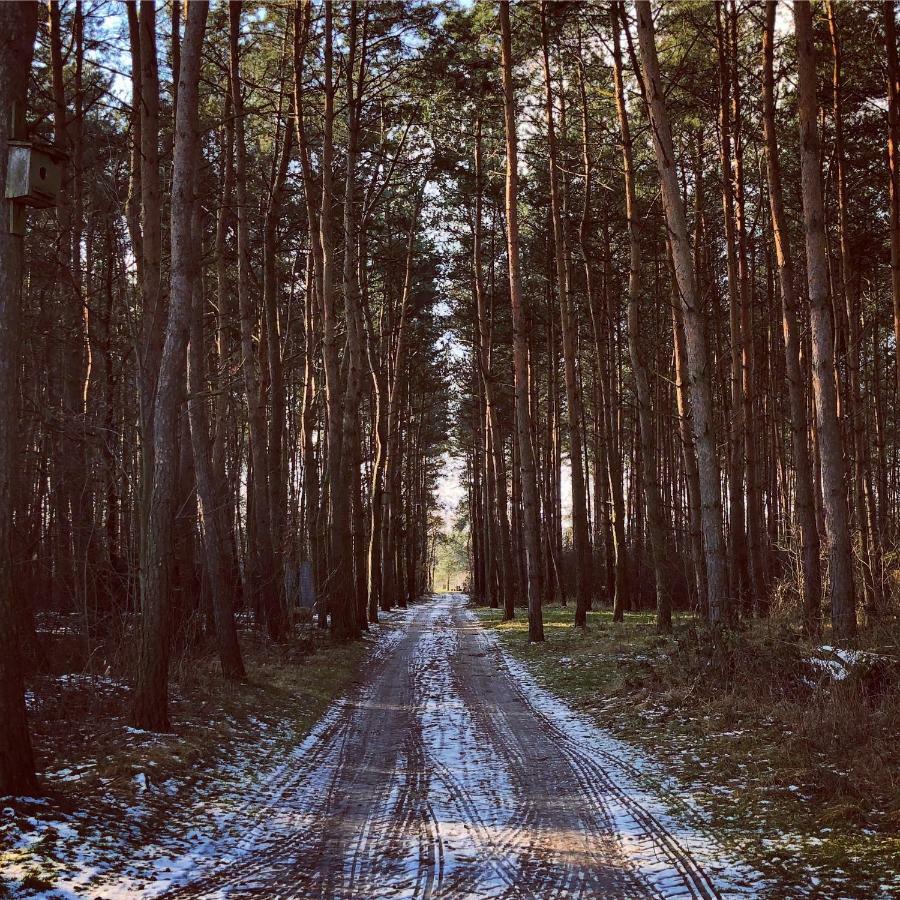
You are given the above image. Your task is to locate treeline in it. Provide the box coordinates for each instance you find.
[0,1,450,795]
[432,2,900,641]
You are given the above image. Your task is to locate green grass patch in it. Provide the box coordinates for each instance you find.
[477,602,900,897]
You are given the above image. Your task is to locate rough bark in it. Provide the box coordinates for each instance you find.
[133,0,208,730]
[0,0,40,796]
[793,0,857,641]
[635,0,729,624]
[499,1,544,642]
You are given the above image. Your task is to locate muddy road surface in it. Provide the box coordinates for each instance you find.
[172,594,753,899]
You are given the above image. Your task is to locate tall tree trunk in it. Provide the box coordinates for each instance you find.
[381,198,422,615]
[49,1,79,609]
[540,4,591,626]
[187,188,245,679]
[133,0,208,730]
[212,91,241,607]
[229,2,284,642]
[135,0,164,567]
[499,1,544,642]
[635,0,729,624]
[612,3,671,633]
[341,1,369,630]
[714,4,751,613]
[762,0,822,634]
[671,281,707,616]
[728,3,764,611]
[886,1,900,397]
[262,110,292,614]
[0,0,40,796]
[825,0,883,616]
[575,40,613,608]
[793,0,856,641]
[318,1,358,640]
[473,118,515,621]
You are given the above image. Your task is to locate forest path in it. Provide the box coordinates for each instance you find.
[172,593,744,899]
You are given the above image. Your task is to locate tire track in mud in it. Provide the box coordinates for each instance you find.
[167,594,748,899]
[444,604,648,900]
[461,600,758,899]
[412,611,529,897]
[168,616,418,898]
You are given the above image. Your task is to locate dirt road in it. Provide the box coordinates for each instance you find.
[172,594,752,899]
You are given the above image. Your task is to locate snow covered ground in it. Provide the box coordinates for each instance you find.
[3,595,847,898]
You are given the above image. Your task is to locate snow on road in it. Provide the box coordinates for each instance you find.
[4,594,765,898]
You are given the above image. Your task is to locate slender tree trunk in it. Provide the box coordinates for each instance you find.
[714,5,748,613]
[762,1,822,633]
[263,111,292,609]
[135,0,164,561]
[473,118,515,621]
[317,2,357,640]
[728,3,764,612]
[635,0,729,624]
[886,1,900,397]
[381,194,423,615]
[826,0,883,616]
[598,222,629,620]
[613,4,671,633]
[793,0,856,641]
[341,1,369,630]
[212,92,240,607]
[0,0,40,796]
[499,1,544,641]
[49,1,80,609]
[133,0,208,730]
[125,3,143,285]
[229,2,284,642]
[187,193,245,679]
[540,4,591,626]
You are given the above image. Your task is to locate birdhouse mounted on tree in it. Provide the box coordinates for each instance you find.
[6,141,64,206]
[5,102,66,235]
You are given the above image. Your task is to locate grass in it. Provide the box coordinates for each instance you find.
[33,624,369,797]
[1,623,376,895]
[477,602,900,897]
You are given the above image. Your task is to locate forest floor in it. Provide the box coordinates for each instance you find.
[477,602,900,898]
[1,593,768,898]
[0,608,383,898]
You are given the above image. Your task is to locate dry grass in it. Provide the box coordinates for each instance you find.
[0,627,370,872]
[477,602,900,896]
[1,620,372,897]
[25,622,368,792]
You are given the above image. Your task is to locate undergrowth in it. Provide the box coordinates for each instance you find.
[477,602,900,897]
[2,621,375,896]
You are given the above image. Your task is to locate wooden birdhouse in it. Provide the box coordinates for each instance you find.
[5,102,66,235]
[6,141,64,208]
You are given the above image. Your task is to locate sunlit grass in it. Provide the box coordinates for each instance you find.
[476,600,900,895]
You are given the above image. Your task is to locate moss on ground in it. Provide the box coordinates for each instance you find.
[477,603,900,897]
